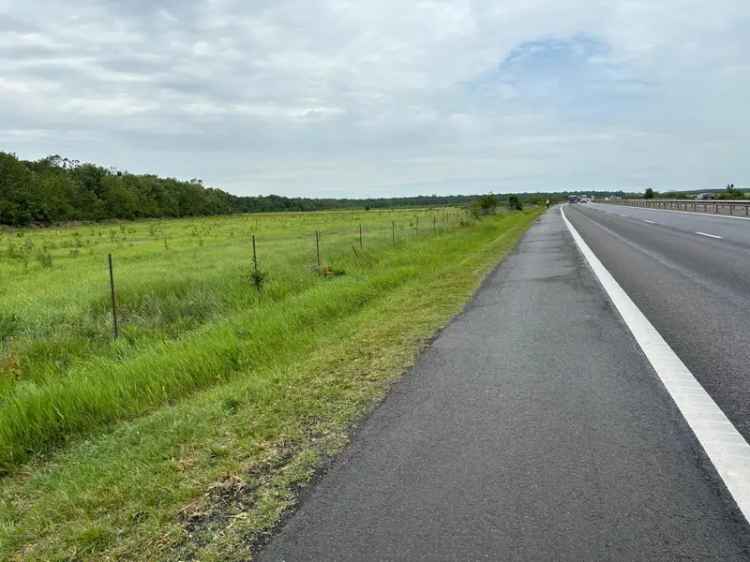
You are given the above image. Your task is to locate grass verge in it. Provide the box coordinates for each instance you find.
[0,209,541,561]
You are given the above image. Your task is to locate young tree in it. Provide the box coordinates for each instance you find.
[644,188,655,199]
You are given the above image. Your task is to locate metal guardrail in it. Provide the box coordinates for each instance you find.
[604,199,750,218]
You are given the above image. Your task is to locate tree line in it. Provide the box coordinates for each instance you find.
[643,184,747,200]
[0,152,489,226]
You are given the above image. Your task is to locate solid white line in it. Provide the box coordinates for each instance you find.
[561,206,750,524]
[696,231,723,239]
[643,219,657,224]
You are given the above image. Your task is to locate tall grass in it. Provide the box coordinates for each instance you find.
[0,208,475,471]
[0,208,462,393]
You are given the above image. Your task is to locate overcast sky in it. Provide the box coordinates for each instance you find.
[1,1,748,197]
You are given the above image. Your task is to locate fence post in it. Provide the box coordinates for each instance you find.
[392,221,396,246]
[251,234,262,292]
[433,215,437,234]
[415,216,419,237]
[315,231,321,270]
[108,253,119,340]
[359,223,363,249]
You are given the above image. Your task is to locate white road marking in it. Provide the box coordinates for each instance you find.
[643,219,657,224]
[561,206,750,525]
[696,231,723,239]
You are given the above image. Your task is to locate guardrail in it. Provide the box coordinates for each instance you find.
[604,199,750,218]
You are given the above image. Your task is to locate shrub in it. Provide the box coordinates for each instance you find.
[250,268,267,291]
[507,195,523,211]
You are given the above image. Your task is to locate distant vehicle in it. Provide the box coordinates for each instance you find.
[696,193,715,200]
[568,195,580,204]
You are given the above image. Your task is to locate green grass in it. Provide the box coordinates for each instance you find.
[0,207,542,561]
[0,209,443,396]
[0,207,463,468]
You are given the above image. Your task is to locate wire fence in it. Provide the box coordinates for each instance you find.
[95,209,474,340]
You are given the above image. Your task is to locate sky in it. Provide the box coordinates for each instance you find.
[1,1,749,198]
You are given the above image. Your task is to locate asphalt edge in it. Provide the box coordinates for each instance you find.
[251,210,545,557]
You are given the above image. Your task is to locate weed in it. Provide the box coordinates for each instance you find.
[35,252,53,268]
[250,268,267,292]
[0,313,19,341]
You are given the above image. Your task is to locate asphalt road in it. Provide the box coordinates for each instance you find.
[585,202,750,249]
[257,209,750,561]
[566,203,750,443]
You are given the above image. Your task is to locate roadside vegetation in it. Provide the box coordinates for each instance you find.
[0,205,541,561]
[0,151,483,226]
[1,151,563,227]
[640,184,748,200]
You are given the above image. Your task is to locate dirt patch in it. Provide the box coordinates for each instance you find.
[175,443,298,554]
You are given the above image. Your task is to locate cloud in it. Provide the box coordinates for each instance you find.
[0,1,748,196]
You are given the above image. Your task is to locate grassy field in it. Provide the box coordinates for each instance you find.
[0,206,542,560]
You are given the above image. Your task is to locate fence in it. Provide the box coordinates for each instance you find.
[604,198,750,217]
[101,209,472,340]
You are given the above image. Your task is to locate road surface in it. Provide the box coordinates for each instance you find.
[566,202,750,444]
[257,209,750,561]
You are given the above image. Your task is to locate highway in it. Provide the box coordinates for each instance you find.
[566,203,750,443]
[257,209,750,561]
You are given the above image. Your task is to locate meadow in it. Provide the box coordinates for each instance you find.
[0,206,542,560]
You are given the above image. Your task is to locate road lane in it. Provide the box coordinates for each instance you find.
[257,209,750,561]
[565,204,750,445]
[563,206,750,524]
[589,202,750,249]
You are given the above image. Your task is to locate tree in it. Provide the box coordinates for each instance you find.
[644,188,655,199]
[507,194,523,211]
[478,194,498,212]
[718,183,744,200]
[470,194,498,217]
[3,150,550,225]
[0,152,34,225]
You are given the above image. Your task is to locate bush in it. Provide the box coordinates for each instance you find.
[507,195,523,211]
[470,194,498,217]
[718,184,746,200]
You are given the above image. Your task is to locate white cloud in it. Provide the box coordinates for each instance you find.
[0,0,748,196]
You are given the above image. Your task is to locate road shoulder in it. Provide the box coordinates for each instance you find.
[258,209,750,561]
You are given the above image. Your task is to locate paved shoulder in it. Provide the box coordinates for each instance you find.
[257,210,750,562]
